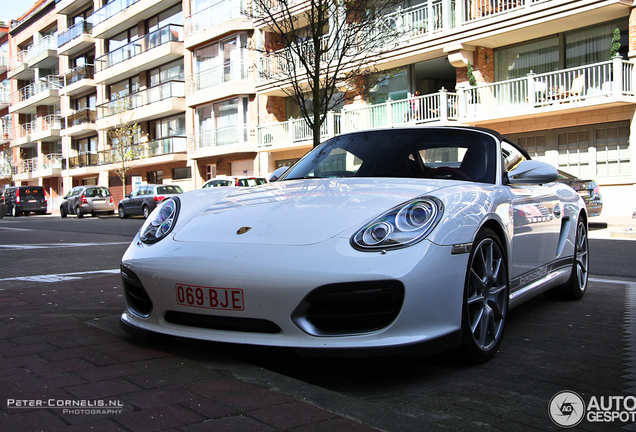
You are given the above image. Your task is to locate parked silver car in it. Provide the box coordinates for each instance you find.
[60,186,115,218]
[118,184,184,219]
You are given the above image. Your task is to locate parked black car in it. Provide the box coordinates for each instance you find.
[118,184,184,219]
[556,170,603,217]
[60,186,115,218]
[1,186,48,216]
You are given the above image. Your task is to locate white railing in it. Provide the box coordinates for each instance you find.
[91,0,140,27]
[187,60,253,93]
[9,50,27,71]
[341,90,457,133]
[185,0,245,37]
[189,125,254,152]
[257,112,341,147]
[26,35,58,62]
[11,76,61,105]
[98,81,185,118]
[460,57,633,118]
[31,115,62,134]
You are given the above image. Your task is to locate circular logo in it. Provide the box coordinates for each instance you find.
[549,391,585,428]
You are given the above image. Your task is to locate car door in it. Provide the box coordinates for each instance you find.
[502,141,562,284]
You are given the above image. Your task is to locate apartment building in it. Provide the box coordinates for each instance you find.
[1,0,635,217]
[0,21,10,184]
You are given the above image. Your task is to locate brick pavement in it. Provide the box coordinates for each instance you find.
[0,274,383,432]
[0,273,635,431]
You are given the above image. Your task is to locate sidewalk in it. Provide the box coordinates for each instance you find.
[0,275,386,432]
[589,214,636,240]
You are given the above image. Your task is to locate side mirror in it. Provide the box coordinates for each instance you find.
[507,160,558,185]
[126,193,132,198]
[269,166,289,182]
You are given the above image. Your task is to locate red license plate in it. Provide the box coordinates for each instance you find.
[175,284,244,311]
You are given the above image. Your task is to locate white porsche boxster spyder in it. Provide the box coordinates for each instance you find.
[120,127,589,363]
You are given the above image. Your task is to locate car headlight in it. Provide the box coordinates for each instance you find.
[351,197,443,251]
[140,197,180,244]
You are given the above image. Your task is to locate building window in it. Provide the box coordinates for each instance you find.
[109,76,140,101]
[495,19,628,81]
[196,96,249,145]
[366,68,408,104]
[148,170,163,184]
[149,60,184,87]
[173,167,191,180]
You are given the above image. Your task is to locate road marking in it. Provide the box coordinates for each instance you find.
[0,242,130,251]
[0,269,120,283]
[0,227,32,231]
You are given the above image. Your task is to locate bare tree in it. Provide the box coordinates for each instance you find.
[101,97,142,188]
[245,0,404,147]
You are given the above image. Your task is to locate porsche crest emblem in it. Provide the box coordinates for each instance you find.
[236,227,252,235]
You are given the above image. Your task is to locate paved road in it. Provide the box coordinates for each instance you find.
[0,214,635,431]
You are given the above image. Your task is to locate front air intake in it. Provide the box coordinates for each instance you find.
[121,265,153,317]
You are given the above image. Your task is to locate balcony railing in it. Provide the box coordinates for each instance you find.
[189,125,253,153]
[259,0,557,78]
[459,58,633,119]
[96,24,183,71]
[63,64,95,86]
[58,19,93,48]
[91,0,140,27]
[26,35,58,61]
[98,81,185,118]
[67,152,98,169]
[14,123,32,140]
[8,50,27,71]
[65,109,97,128]
[254,59,635,146]
[19,154,63,173]
[187,60,253,94]
[98,137,187,165]
[0,92,10,105]
[261,35,330,78]
[257,112,341,148]
[11,76,61,105]
[185,0,245,37]
[32,115,63,134]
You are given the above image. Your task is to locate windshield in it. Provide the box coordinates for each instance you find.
[157,185,184,195]
[282,129,497,184]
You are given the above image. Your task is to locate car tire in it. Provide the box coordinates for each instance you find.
[60,207,67,218]
[11,206,19,217]
[459,228,509,364]
[544,216,588,301]
[119,205,127,219]
[75,206,83,219]
[142,205,150,219]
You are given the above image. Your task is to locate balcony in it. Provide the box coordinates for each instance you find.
[56,0,95,16]
[7,51,31,80]
[0,91,10,109]
[31,115,63,142]
[184,0,252,50]
[94,24,184,85]
[0,125,11,145]
[97,81,185,126]
[63,108,97,137]
[61,64,96,97]
[98,137,187,167]
[186,60,256,107]
[91,0,182,40]
[12,123,31,147]
[10,77,61,115]
[257,0,629,91]
[57,19,94,57]
[0,54,8,73]
[458,58,635,123]
[67,152,99,170]
[257,112,341,150]
[18,154,63,179]
[255,59,636,147]
[188,126,256,159]
[26,36,58,70]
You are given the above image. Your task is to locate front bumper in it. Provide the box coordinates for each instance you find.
[120,235,469,353]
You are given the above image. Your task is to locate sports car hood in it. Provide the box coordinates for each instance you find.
[173,178,449,246]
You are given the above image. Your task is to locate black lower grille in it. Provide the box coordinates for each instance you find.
[121,265,153,317]
[164,311,281,334]
[293,280,405,335]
